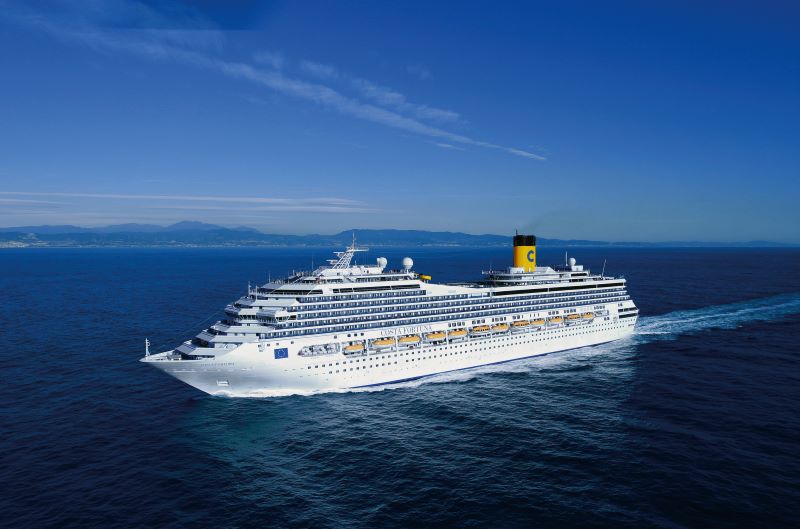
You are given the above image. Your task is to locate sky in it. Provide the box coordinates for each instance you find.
[0,0,798,242]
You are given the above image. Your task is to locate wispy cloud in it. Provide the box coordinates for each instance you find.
[349,77,461,123]
[0,198,64,205]
[296,60,460,123]
[407,63,433,81]
[0,191,367,211]
[253,50,284,69]
[299,60,339,80]
[215,61,546,159]
[145,204,374,213]
[2,1,545,161]
[433,143,465,151]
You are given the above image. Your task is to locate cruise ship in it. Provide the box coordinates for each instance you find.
[141,234,638,395]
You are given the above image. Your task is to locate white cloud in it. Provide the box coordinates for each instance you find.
[299,60,339,79]
[349,77,461,123]
[433,143,465,151]
[0,191,367,210]
[253,50,284,69]
[2,1,546,161]
[293,59,461,124]
[145,204,374,213]
[0,198,64,205]
[407,63,433,81]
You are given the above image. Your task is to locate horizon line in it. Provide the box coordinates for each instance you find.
[0,220,797,246]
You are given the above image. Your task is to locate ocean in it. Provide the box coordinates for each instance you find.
[2,247,799,528]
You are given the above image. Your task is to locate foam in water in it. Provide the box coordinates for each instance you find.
[635,292,800,340]
[231,293,800,398]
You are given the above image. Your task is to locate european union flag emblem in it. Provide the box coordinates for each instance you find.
[274,348,289,359]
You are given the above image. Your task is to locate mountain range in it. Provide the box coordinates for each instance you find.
[0,222,794,248]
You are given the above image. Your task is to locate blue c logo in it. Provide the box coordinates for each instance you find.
[527,250,535,262]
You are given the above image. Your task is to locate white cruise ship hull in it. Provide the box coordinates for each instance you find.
[142,313,636,396]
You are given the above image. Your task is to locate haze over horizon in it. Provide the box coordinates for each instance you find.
[1,1,798,243]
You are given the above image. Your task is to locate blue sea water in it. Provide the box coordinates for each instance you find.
[1,247,800,529]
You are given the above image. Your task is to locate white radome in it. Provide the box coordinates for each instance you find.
[402,257,414,270]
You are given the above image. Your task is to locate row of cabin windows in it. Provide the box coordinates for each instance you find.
[279,294,627,328]
[286,288,626,319]
[261,296,631,337]
[287,279,623,309]
[288,286,623,313]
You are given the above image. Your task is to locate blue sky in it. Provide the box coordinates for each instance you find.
[0,1,798,242]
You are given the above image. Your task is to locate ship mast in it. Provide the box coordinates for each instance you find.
[327,232,368,269]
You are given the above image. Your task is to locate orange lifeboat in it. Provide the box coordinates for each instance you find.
[425,331,446,342]
[470,325,490,336]
[399,335,421,345]
[344,342,365,353]
[448,329,467,339]
[511,320,529,333]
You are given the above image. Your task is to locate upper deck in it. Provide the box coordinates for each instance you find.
[173,239,633,355]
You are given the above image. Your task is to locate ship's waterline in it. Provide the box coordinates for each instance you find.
[141,233,638,394]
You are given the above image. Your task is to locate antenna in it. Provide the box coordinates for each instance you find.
[565,251,568,266]
[145,338,150,356]
[601,259,607,277]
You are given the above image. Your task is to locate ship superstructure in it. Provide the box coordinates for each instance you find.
[141,234,638,395]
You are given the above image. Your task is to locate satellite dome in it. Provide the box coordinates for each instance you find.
[402,257,414,271]
[568,257,577,267]
[376,257,388,268]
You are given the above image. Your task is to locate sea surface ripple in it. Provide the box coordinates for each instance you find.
[1,247,799,528]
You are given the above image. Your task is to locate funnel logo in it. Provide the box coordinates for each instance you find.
[527,250,536,262]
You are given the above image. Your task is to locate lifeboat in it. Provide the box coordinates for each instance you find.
[425,331,446,342]
[344,342,365,353]
[511,320,529,332]
[448,329,467,339]
[547,316,564,326]
[398,334,421,345]
[492,323,510,333]
[530,318,546,328]
[582,312,595,320]
[470,325,491,336]
[371,338,395,350]
[566,314,581,325]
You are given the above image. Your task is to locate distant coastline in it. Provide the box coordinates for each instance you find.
[0,222,795,248]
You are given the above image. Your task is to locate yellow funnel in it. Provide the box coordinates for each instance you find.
[513,234,536,272]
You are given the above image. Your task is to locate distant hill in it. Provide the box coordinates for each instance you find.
[0,223,795,248]
[0,221,253,234]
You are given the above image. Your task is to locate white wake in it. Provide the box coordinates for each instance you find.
[635,292,800,341]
